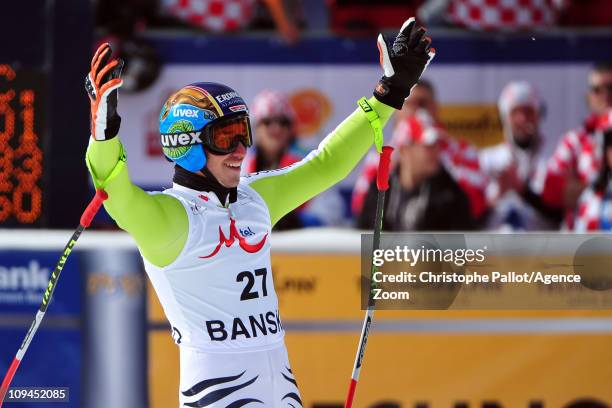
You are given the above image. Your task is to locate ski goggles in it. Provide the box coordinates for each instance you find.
[159,114,252,154]
[203,115,253,155]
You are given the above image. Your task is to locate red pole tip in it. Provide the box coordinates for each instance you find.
[0,357,21,406]
[345,378,358,408]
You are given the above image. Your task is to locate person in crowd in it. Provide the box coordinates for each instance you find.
[479,80,561,230]
[356,110,475,231]
[588,63,612,114]
[542,62,612,227]
[244,89,344,228]
[352,79,488,223]
[244,90,302,173]
[574,127,612,231]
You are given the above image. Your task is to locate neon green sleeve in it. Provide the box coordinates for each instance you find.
[247,97,394,225]
[86,137,188,267]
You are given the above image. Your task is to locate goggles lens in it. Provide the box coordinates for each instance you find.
[207,116,252,153]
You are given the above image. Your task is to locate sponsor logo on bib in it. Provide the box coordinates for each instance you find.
[200,218,267,259]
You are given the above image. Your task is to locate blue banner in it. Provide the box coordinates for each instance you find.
[0,250,82,408]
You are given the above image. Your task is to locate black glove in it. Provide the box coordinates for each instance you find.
[373,18,435,110]
[85,43,124,140]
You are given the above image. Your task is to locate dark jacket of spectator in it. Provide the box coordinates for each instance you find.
[357,166,474,231]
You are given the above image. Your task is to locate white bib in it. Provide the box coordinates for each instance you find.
[143,182,283,352]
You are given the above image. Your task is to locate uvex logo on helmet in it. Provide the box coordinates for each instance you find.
[160,131,203,147]
[172,107,200,118]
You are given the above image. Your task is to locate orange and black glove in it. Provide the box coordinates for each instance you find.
[373,18,435,110]
[85,43,124,140]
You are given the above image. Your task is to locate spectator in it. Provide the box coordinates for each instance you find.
[542,62,612,227]
[480,81,561,230]
[575,127,612,231]
[244,90,344,229]
[245,90,301,173]
[352,80,488,222]
[357,110,475,231]
[418,0,568,31]
[588,62,612,115]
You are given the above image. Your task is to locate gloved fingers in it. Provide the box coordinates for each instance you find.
[415,35,432,54]
[98,77,123,99]
[408,27,427,51]
[110,58,125,80]
[91,43,111,79]
[392,18,415,55]
[397,17,415,39]
[93,50,112,89]
[377,33,395,77]
[95,58,120,87]
[424,48,436,70]
[91,43,110,72]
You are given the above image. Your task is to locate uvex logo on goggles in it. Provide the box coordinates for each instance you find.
[160,131,203,147]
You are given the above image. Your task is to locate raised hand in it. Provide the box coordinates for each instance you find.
[85,43,124,141]
[373,18,436,110]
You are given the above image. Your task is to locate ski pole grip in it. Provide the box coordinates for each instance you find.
[376,146,394,191]
[80,189,108,227]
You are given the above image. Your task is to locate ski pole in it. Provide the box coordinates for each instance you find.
[345,146,393,408]
[0,189,108,407]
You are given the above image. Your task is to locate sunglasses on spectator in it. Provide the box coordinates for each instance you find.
[590,83,612,94]
[260,117,292,127]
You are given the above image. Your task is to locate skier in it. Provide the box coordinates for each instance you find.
[84,19,434,407]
